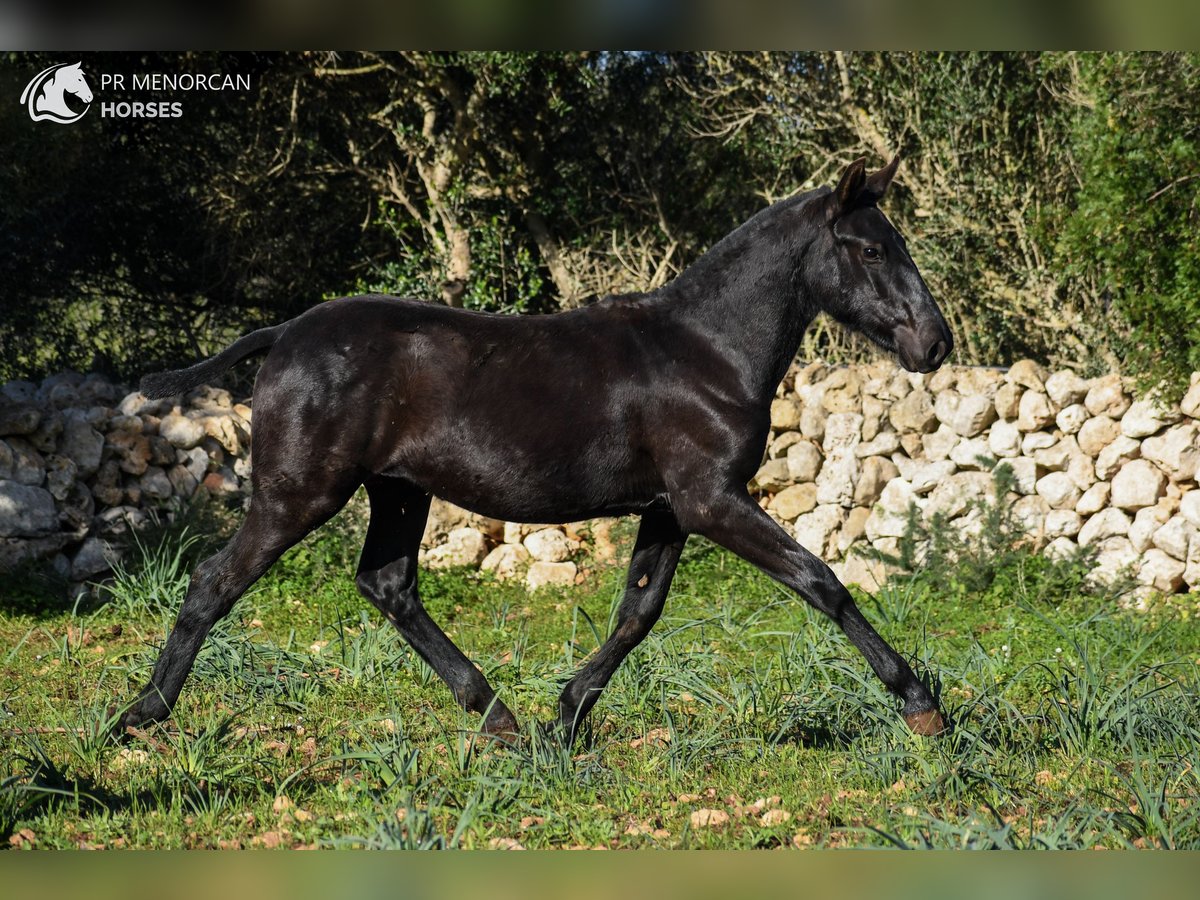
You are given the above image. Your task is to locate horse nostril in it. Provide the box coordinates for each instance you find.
[927,340,947,367]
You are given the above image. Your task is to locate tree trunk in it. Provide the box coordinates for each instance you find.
[525,211,579,307]
[441,221,471,307]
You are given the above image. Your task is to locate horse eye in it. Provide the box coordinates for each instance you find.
[863,246,880,260]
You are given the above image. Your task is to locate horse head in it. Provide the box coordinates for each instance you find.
[809,155,953,374]
[56,62,93,104]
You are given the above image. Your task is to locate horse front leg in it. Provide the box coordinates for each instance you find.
[555,510,686,744]
[681,488,944,735]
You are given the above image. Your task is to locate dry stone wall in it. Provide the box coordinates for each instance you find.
[3,361,1200,598]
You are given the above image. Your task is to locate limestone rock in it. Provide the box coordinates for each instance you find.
[922,424,960,461]
[909,460,957,495]
[1067,443,1098,492]
[1076,416,1120,457]
[793,504,845,557]
[1129,504,1171,553]
[1151,515,1194,560]
[822,371,862,414]
[950,393,997,437]
[949,437,992,470]
[854,456,898,507]
[933,390,961,431]
[159,413,206,449]
[1045,509,1082,538]
[70,537,116,580]
[1078,508,1132,546]
[44,454,77,501]
[60,411,104,478]
[926,471,992,519]
[423,498,471,547]
[139,466,173,502]
[425,527,488,569]
[481,543,530,580]
[987,419,1021,458]
[1036,472,1082,511]
[1120,398,1181,439]
[1084,374,1130,419]
[1021,431,1057,455]
[1016,391,1055,432]
[1138,549,1185,593]
[1003,457,1038,495]
[523,528,576,563]
[1075,482,1108,518]
[855,431,900,458]
[836,550,890,593]
[167,464,199,498]
[861,394,885,442]
[815,413,862,507]
[1181,378,1200,419]
[200,468,239,495]
[993,382,1023,420]
[1011,495,1049,533]
[1055,404,1089,435]
[1033,439,1073,472]
[0,401,41,437]
[1180,490,1200,529]
[1090,537,1138,585]
[838,506,871,554]
[751,458,793,493]
[526,561,578,591]
[785,441,822,482]
[1140,423,1200,482]
[28,409,63,453]
[770,398,801,431]
[1045,536,1079,561]
[889,389,937,433]
[1006,359,1047,391]
[1185,535,1200,589]
[1045,370,1089,407]
[771,483,817,521]
[799,404,826,442]
[865,479,921,541]
[0,481,58,536]
[1110,459,1166,510]
[1095,436,1141,481]
[769,431,804,459]
[90,460,124,507]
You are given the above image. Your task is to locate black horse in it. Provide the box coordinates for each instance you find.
[124,155,953,744]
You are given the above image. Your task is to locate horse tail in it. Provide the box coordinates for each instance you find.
[140,324,287,399]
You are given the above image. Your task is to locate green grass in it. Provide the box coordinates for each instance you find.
[2,492,1199,850]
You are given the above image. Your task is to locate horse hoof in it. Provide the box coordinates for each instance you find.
[478,711,522,747]
[904,708,946,736]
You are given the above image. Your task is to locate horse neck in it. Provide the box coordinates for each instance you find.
[660,202,821,406]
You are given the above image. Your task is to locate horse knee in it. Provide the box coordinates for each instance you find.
[356,567,416,622]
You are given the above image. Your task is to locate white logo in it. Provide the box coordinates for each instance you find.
[21,62,93,124]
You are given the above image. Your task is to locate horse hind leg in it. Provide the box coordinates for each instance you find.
[116,475,359,735]
[355,477,519,738]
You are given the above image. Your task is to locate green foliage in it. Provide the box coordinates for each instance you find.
[3,51,1200,393]
[862,461,1113,609]
[1056,52,1200,399]
[2,507,1199,849]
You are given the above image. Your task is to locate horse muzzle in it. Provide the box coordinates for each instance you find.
[895,322,953,374]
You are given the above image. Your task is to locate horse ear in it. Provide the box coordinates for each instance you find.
[834,157,868,211]
[862,153,901,203]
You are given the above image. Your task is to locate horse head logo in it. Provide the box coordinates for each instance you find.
[21,62,93,124]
